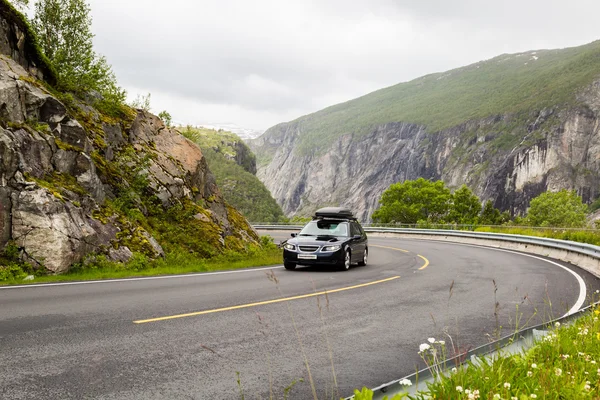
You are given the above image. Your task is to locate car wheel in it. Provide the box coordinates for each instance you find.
[338,250,351,271]
[358,248,368,266]
[284,262,296,270]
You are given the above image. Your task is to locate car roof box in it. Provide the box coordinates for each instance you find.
[313,207,356,220]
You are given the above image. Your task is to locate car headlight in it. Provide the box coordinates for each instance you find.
[322,245,341,252]
[284,243,296,250]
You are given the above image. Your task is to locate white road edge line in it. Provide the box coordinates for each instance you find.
[385,239,587,318]
[0,265,284,290]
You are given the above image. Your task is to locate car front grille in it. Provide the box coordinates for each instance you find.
[298,246,319,252]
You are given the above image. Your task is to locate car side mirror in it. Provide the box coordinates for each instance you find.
[291,233,297,238]
[353,235,362,240]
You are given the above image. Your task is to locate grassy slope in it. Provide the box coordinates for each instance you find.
[274,40,600,154]
[181,126,285,222]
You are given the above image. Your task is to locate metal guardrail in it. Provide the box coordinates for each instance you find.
[253,224,600,399]
[253,225,600,260]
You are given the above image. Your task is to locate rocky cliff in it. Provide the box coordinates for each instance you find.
[251,45,600,222]
[0,7,257,273]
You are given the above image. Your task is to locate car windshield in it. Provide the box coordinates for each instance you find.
[299,220,348,237]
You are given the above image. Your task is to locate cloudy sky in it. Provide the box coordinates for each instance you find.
[85,0,600,132]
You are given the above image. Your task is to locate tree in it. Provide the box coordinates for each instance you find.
[448,185,481,224]
[158,110,172,127]
[130,93,152,112]
[372,178,451,224]
[480,200,502,225]
[10,0,29,10]
[526,189,587,227]
[32,0,125,102]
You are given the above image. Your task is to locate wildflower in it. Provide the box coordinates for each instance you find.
[578,352,585,356]
[484,376,489,381]
[465,389,471,394]
[561,354,570,360]
[592,360,597,364]
[530,395,537,399]
[584,384,591,391]
[419,343,430,352]
[504,382,511,389]
[456,386,463,392]
[452,367,457,373]
[555,368,562,376]
[531,363,537,369]
[595,309,600,316]
[428,337,435,343]
[597,332,600,340]
[554,321,560,328]
[399,378,412,386]
[438,340,445,345]
[527,371,533,377]
[493,395,501,399]
[597,368,600,376]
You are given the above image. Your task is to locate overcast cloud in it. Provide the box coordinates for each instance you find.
[86,0,600,131]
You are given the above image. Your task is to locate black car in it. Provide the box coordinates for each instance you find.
[282,207,368,271]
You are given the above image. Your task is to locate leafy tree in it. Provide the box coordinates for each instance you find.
[480,200,502,225]
[526,189,587,227]
[372,178,451,224]
[130,93,152,111]
[448,185,481,224]
[158,110,172,127]
[10,0,29,10]
[32,0,125,102]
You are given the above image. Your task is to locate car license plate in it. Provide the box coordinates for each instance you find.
[298,254,317,260]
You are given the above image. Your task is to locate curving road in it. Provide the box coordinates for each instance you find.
[1,232,599,399]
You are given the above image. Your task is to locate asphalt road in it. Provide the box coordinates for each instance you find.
[1,231,599,400]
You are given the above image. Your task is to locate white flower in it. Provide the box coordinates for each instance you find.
[592,360,597,364]
[419,343,430,352]
[531,363,537,369]
[561,354,570,360]
[399,378,412,386]
[579,352,585,356]
[428,337,436,343]
[452,367,457,373]
[584,384,591,391]
[438,340,445,345]
[504,382,511,389]
[530,395,537,399]
[512,397,518,400]
[596,289,599,294]
[456,386,463,392]
[465,389,471,394]
[493,394,501,399]
[527,371,533,377]
[597,368,600,376]
[555,321,560,328]
[555,368,562,376]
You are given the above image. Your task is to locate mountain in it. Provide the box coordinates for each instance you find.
[181,127,285,223]
[250,40,600,221]
[0,3,258,273]
[198,123,263,141]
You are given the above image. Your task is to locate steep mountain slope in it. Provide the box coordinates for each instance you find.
[0,5,257,273]
[182,127,285,222]
[250,41,600,221]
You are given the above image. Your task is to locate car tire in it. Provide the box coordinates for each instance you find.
[284,262,296,270]
[338,249,351,271]
[358,248,368,266]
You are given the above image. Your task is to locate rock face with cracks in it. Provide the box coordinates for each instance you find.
[0,10,257,273]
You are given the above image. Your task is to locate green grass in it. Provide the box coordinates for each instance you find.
[256,40,600,160]
[0,245,282,285]
[351,303,600,399]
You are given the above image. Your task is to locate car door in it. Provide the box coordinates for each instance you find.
[349,222,365,262]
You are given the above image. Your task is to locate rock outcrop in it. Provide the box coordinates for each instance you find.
[0,9,257,273]
[251,87,600,222]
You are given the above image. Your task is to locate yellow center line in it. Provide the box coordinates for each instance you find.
[418,255,430,270]
[371,244,430,270]
[371,244,410,253]
[133,276,401,324]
